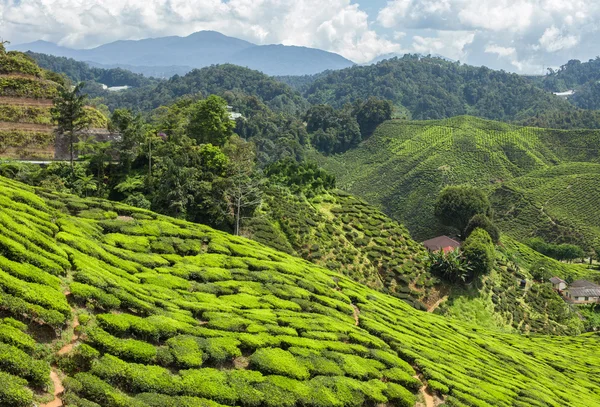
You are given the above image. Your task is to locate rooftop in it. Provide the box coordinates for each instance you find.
[422,235,461,252]
[550,277,566,285]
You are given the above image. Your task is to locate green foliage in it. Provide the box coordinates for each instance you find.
[0,371,33,407]
[427,249,472,284]
[305,55,570,121]
[434,186,491,236]
[526,237,585,262]
[464,214,500,243]
[187,95,234,147]
[0,175,597,407]
[250,348,310,380]
[462,229,495,276]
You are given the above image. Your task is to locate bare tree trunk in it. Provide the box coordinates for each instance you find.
[70,131,74,168]
[235,196,241,235]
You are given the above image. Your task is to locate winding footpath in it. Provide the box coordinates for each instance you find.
[40,293,80,407]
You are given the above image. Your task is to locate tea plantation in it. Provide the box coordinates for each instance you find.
[246,187,432,309]
[318,116,600,246]
[0,175,598,407]
[0,49,107,160]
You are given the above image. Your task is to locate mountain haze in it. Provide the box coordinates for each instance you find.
[10,31,355,77]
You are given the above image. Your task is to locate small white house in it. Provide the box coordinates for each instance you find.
[549,276,567,291]
[565,280,600,304]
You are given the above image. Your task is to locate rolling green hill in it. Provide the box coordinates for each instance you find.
[317,116,600,247]
[245,187,432,309]
[0,176,599,407]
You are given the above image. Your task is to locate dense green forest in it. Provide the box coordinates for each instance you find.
[303,55,572,121]
[27,52,158,88]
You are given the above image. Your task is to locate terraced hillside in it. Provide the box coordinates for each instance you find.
[317,116,600,245]
[0,47,108,160]
[491,162,600,247]
[0,49,59,159]
[0,176,599,407]
[246,188,432,309]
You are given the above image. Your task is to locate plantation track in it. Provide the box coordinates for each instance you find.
[41,369,64,407]
[427,296,448,313]
[0,121,54,132]
[0,96,53,106]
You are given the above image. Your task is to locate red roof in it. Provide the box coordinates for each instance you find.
[422,236,461,252]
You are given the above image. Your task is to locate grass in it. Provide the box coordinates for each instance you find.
[0,176,597,406]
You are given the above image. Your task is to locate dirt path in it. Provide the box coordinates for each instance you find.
[413,375,435,407]
[427,295,448,313]
[40,369,64,407]
[351,304,360,326]
[41,294,80,407]
[0,121,54,132]
[0,96,54,106]
[58,314,79,355]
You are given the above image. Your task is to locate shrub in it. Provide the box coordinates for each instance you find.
[0,371,33,407]
[86,327,157,363]
[464,214,500,243]
[382,368,421,391]
[462,228,495,276]
[167,335,203,368]
[180,368,238,404]
[0,343,48,386]
[201,337,242,363]
[228,369,265,407]
[255,375,309,407]
[0,323,36,353]
[428,379,450,394]
[250,348,310,380]
[384,382,415,407]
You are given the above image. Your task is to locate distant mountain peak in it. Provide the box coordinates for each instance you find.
[9,31,353,77]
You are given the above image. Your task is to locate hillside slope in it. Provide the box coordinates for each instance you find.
[318,116,600,244]
[0,49,59,160]
[245,187,432,309]
[0,176,599,406]
[0,48,108,161]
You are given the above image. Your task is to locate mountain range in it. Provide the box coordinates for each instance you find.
[9,31,355,77]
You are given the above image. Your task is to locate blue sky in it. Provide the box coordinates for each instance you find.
[1,0,599,74]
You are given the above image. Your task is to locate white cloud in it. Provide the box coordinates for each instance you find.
[0,0,398,63]
[485,44,516,58]
[539,26,579,52]
[376,0,600,73]
[412,31,474,60]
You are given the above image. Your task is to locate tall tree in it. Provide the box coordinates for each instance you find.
[187,95,234,147]
[353,97,393,138]
[51,83,90,167]
[434,186,491,237]
[224,137,263,235]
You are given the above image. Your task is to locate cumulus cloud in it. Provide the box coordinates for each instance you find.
[485,45,516,58]
[0,0,399,63]
[539,26,579,52]
[2,0,600,73]
[412,31,475,60]
[377,0,600,73]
